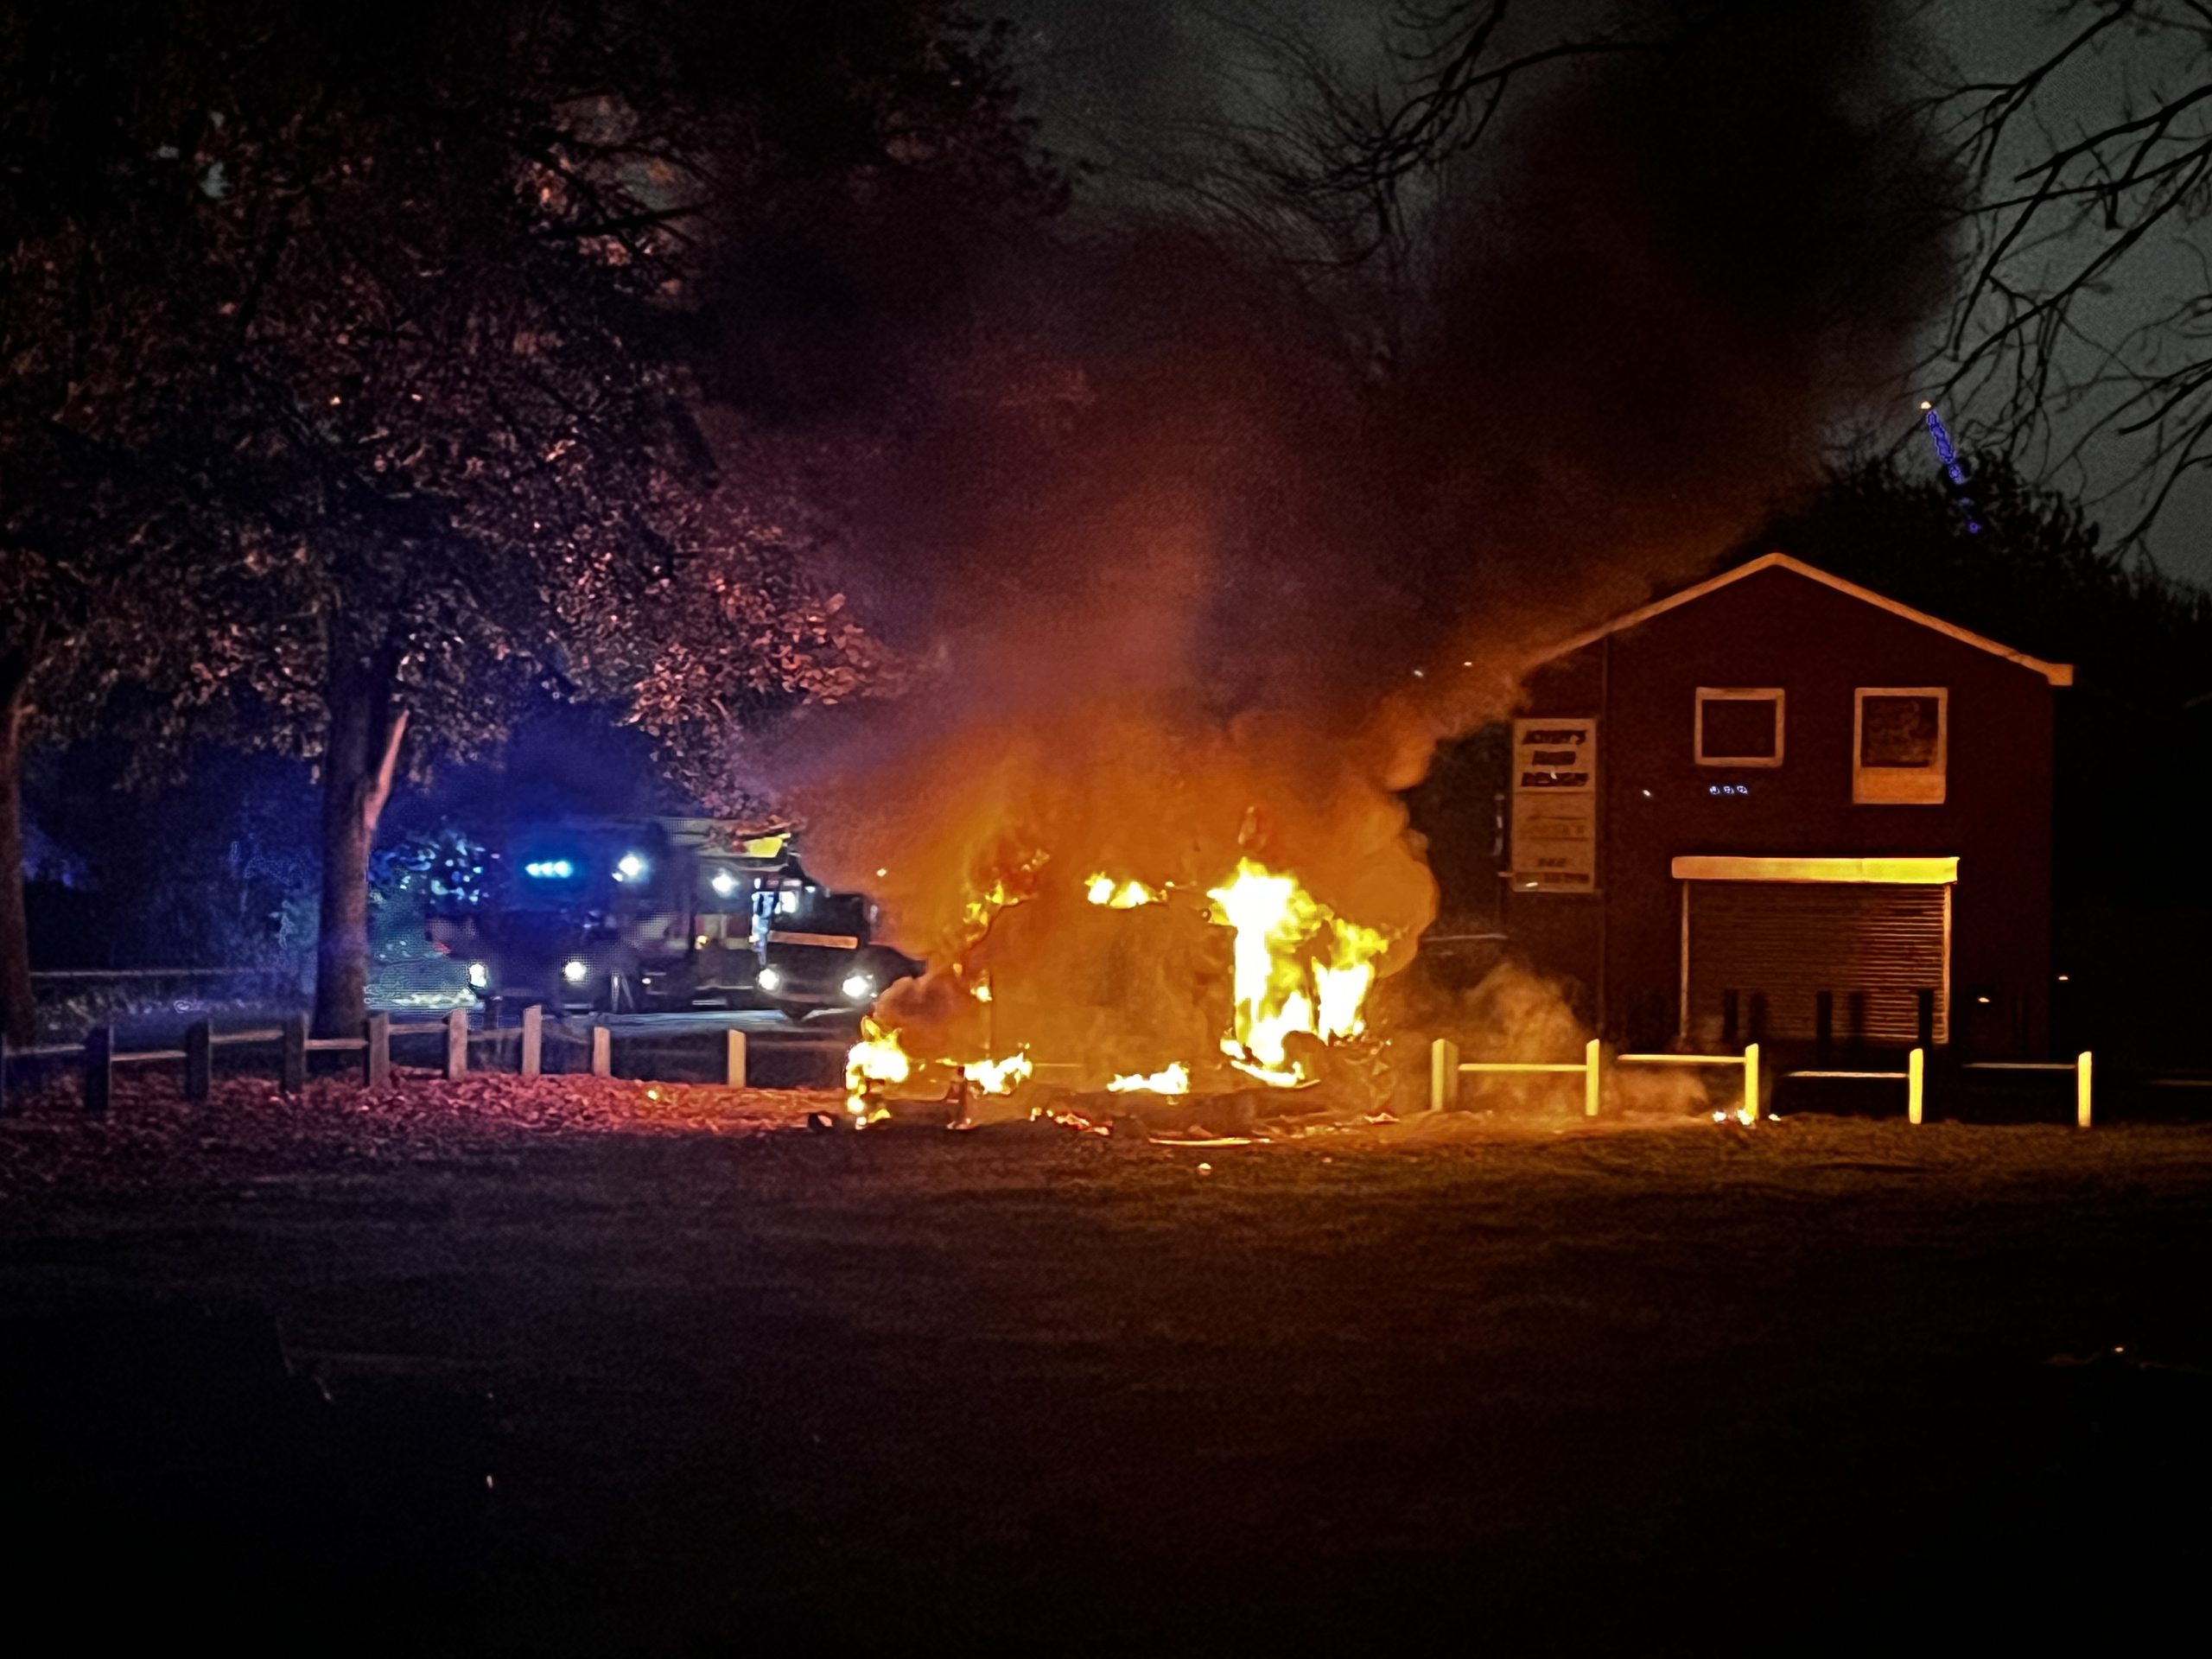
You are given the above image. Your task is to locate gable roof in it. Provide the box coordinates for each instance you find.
[1531,552,2074,686]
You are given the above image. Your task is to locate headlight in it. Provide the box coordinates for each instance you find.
[842,972,875,1002]
[562,958,590,985]
[617,852,647,881]
[756,964,782,994]
[467,961,489,990]
[710,869,738,898]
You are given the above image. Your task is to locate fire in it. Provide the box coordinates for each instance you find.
[845,855,1390,1117]
[962,878,1017,935]
[1109,1062,1191,1095]
[1206,858,1389,1087]
[962,1051,1034,1094]
[844,1017,910,1117]
[1084,874,1159,909]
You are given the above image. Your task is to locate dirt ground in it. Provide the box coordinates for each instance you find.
[3,1077,2209,1654]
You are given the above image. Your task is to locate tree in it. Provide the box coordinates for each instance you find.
[1736,449,2212,904]
[564,475,889,818]
[0,16,259,1038]
[1734,448,2212,705]
[0,2,1058,1038]
[1933,1,2212,554]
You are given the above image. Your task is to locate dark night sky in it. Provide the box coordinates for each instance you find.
[1006,0,2212,582]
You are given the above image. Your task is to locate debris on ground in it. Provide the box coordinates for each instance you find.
[0,1070,832,1203]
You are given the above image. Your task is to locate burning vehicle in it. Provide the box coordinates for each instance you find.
[837,842,1408,1132]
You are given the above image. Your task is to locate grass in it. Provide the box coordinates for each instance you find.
[2,1082,2209,1652]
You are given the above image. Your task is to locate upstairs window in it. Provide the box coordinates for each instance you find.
[1695,688,1784,767]
[1855,688,1947,804]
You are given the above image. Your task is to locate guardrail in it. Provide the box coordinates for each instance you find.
[1430,1039,1762,1122]
[0,1007,850,1116]
[1785,1050,1929,1124]
[1432,1039,1605,1118]
[1434,1039,2100,1128]
[1961,1054,2095,1128]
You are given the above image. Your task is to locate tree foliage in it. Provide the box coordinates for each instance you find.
[0,0,1059,1036]
[1735,448,2212,706]
[1736,449,2212,906]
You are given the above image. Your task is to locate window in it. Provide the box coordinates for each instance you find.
[1854,688,1947,804]
[1695,688,1784,767]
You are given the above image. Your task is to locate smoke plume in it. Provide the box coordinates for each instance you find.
[747,1,1961,1074]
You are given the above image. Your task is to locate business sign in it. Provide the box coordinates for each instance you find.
[1510,717,1598,892]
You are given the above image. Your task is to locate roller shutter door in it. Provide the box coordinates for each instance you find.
[1685,880,1948,1045]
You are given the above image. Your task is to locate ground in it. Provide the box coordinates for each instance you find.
[3,1077,2209,1653]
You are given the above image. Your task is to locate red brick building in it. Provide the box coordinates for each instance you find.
[1506,554,2072,1058]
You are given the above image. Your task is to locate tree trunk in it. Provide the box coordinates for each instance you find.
[312,643,408,1038]
[0,677,34,1047]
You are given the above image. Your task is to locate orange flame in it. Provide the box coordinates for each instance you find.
[1109,1062,1191,1096]
[961,1051,1034,1094]
[1206,858,1389,1087]
[1084,874,1160,909]
[844,1017,909,1118]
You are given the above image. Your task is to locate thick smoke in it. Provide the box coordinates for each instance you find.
[748,1,1960,1075]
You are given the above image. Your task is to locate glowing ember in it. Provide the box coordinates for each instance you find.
[1206,858,1389,1087]
[844,1017,910,1117]
[1109,1062,1191,1096]
[961,1051,1034,1094]
[958,850,1052,944]
[962,878,1017,936]
[1084,874,1159,909]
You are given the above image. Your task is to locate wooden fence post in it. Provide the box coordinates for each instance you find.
[185,1020,213,1100]
[279,1012,308,1095]
[444,1008,469,1080]
[1815,992,1834,1065]
[520,1004,543,1078]
[1429,1038,1459,1112]
[84,1024,114,1115]
[590,1023,611,1078]
[364,1013,391,1089]
[1584,1037,1601,1118]
[726,1028,747,1089]
[1907,1046,1924,1126]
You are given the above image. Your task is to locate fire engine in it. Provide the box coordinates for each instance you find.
[424,819,918,1018]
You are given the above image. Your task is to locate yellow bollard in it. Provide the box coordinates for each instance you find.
[1584,1038,1602,1118]
[2076,1050,2093,1129]
[1742,1042,1760,1122]
[1907,1046,1924,1125]
[1430,1038,1460,1112]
